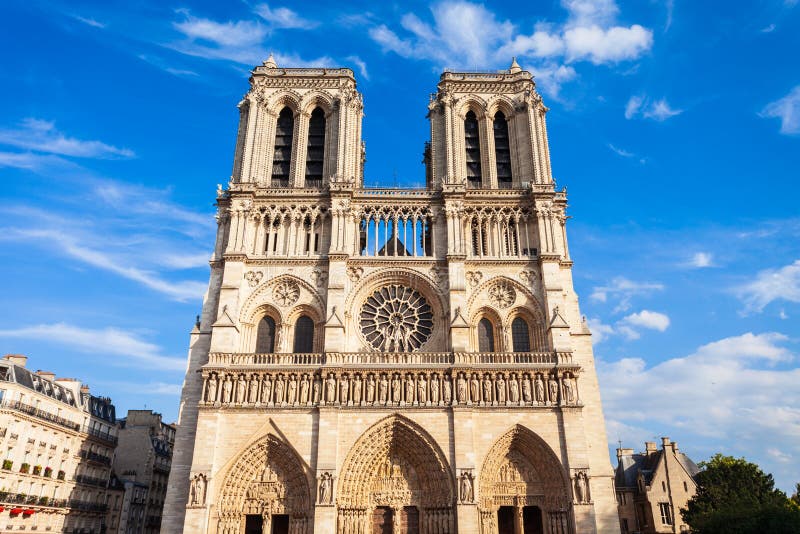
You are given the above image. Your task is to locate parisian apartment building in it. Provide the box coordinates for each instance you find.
[615,437,699,534]
[109,410,175,534]
[0,354,119,533]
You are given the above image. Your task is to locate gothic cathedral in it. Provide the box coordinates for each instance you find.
[162,56,619,534]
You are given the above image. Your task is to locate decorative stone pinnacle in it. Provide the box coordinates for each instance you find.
[263,52,278,68]
[509,57,522,73]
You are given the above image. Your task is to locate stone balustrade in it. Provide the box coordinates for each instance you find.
[206,351,572,367]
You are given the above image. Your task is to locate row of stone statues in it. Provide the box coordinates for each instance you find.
[202,370,580,407]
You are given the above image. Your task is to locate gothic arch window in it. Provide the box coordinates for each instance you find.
[293,315,314,353]
[272,107,294,188]
[256,316,276,353]
[511,317,530,352]
[464,110,482,189]
[304,107,325,188]
[478,318,495,352]
[494,111,512,188]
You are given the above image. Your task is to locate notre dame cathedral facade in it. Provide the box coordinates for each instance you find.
[161,55,619,534]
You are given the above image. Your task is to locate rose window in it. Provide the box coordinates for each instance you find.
[360,285,434,352]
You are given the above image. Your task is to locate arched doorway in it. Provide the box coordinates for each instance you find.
[217,434,312,533]
[337,415,456,533]
[478,426,573,534]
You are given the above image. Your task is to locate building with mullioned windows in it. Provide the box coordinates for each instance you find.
[161,56,619,534]
[0,354,118,533]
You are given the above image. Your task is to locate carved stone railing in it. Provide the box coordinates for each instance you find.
[208,353,323,366]
[206,351,572,367]
[325,352,452,365]
[453,352,567,365]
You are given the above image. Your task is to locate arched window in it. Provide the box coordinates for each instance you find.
[305,107,325,188]
[272,107,294,187]
[256,316,276,353]
[464,110,482,189]
[494,111,512,188]
[293,315,314,353]
[511,317,531,352]
[478,318,495,352]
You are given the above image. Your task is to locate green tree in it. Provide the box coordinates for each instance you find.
[792,483,800,508]
[681,454,800,534]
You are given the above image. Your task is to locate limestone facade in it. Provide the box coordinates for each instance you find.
[615,438,698,534]
[161,57,619,534]
[0,354,118,533]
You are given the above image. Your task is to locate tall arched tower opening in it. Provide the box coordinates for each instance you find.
[162,57,619,534]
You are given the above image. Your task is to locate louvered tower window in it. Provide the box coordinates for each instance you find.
[256,316,276,353]
[494,111,512,189]
[478,318,495,352]
[511,317,530,352]
[464,111,482,189]
[272,107,294,188]
[293,315,314,353]
[305,107,325,188]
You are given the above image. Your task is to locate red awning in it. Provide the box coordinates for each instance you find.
[22,509,34,515]
[10,508,22,514]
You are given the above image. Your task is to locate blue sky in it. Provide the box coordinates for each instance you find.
[1,0,798,491]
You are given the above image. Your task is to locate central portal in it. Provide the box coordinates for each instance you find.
[372,507,392,534]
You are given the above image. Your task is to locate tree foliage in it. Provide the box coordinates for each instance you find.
[681,454,800,534]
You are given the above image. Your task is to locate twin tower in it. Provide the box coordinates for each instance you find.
[162,56,619,534]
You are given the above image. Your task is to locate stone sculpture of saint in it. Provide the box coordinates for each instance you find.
[482,374,492,403]
[575,471,587,503]
[443,374,452,404]
[534,374,545,403]
[509,375,519,403]
[457,373,467,403]
[353,375,363,404]
[300,374,310,404]
[405,374,415,404]
[275,375,285,404]
[391,374,401,403]
[319,473,332,505]
[379,374,389,404]
[222,376,233,404]
[236,374,246,403]
[470,373,480,403]
[339,375,349,404]
[312,374,321,403]
[366,374,376,404]
[430,374,440,404]
[496,374,506,403]
[548,374,559,404]
[248,375,259,404]
[206,374,218,403]
[460,472,473,502]
[417,374,427,404]
[287,375,297,405]
[522,375,532,403]
[326,373,336,403]
[261,375,272,404]
[563,374,575,404]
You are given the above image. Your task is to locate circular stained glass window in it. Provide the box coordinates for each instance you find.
[360,285,434,352]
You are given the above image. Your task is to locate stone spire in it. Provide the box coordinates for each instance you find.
[509,56,522,73]
[263,52,278,68]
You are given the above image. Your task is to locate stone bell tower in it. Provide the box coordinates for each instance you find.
[163,57,619,534]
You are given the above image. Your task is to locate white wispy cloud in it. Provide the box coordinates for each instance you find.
[622,310,670,331]
[0,118,134,159]
[587,317,615,344]
[625,95,682,121]
[735,260,800,314]
[0,323,185,371]
[590,276,665,312]
[687,251,714,268]
[71,14,105,28]
[254,4,318,29]
[599,332,800,490]
[760,85,800,134]
[346,56,370,80]
[589,310,669,343]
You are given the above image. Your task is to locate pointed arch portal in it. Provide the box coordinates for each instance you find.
[337,415,456,533]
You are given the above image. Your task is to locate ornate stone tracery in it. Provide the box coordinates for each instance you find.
[359,285,434,352]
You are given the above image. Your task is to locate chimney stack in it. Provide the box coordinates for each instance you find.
[645,442,657,454]
[3,354,27,367]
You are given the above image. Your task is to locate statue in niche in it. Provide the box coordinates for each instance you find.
[574,471,589,503]
[206,374,218,403]
[262,374,273,404]
[312,374,321,403]
[430,374,440,404]
[562,373,575,404]
[459,471,474,503]
[509,374,519,403]
[325,373,336,403]
[548,374,559,404]
[366,374,376,404]
[522,374,532,403]
[352,374,362,404]
[300,374,310,404]
[189,473,206,506]
[248,375,259,404]
[236,374,246,403]
[339,374,350,404]
[287,375,297,404]
[275,374,285,404]
[391,374,401,403]
[496,374,506,403]
[222,375,233,403]
[470,373,480,403]
[319,472,333,504]
[482,374,493,403]
[379,373,389,404]
[417,374,427,404]
[457,373,467,403]
[535,374,545,404]
[404,374,415,404]
[443,374,452,404]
